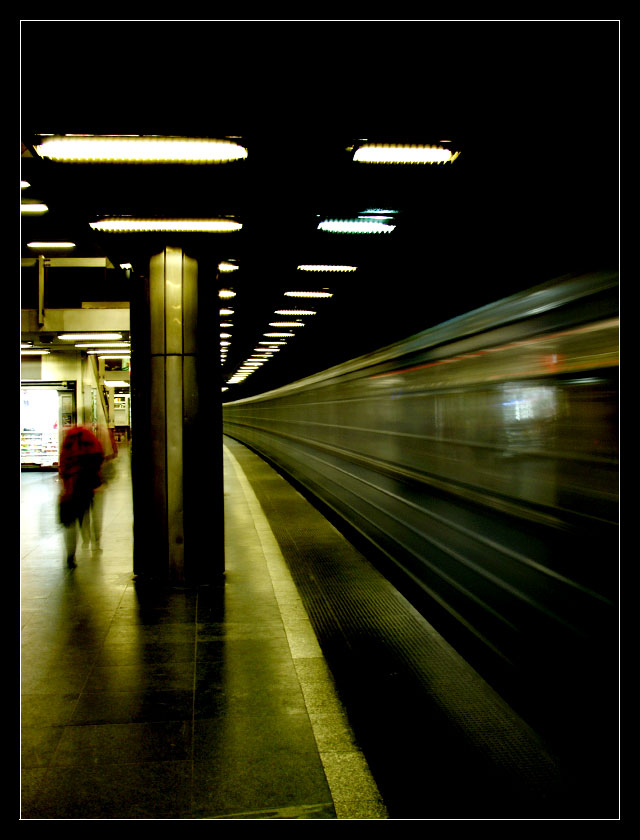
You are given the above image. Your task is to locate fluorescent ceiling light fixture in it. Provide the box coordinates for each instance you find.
[269,322,304,327]
[21,202,49,215]
[220,309,235,316]
[353,143,460,164]
[218,289,236,298]
[104,380,130,387]
[220,333,232,338]
[318,219,395,234]
[120,263,133,270]
[264,332,295,337]
[21,181,30,189]
[259,341,286,345]
[220,341,231,346]
[218,262,239,272]
[297,264,356,272]
[22,349,50,355]
[28,241,76,250]
[284,291,333,298]
[90,218,242,233]
[59,333,122,340]
[75,342,131,348]
[275,310,316,316]
[97,354,131,360]
[35,135,248,163]
[220,322,233,327]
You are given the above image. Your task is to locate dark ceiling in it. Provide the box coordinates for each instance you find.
[19,20,619,400]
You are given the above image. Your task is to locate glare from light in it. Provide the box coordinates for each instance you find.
[90,218,242,233]
[21,202,49,215]
[220,309,235,316]
[353,143,460,164]
[220,333,232,338]
[275,310,316,316]
[21,181,30,189]
[120,263,133,270]
[35,135,248,163]
[220,322,233,328]
[264,332,295,337]
[28,241,76,250]
[222,387,229,392]
[259,341,286,345]
[59,333,122,340]
[318,219,395,234]
[284,291,333,298]
[297,264,356,272]
[218,289,236,299]
[269,322,304,328]
[218,262,239,272]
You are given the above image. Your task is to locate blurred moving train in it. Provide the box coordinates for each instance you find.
[222,271,619,726]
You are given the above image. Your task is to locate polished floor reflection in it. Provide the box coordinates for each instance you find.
[20,442,383,819]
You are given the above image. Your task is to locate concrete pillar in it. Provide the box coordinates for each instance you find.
[131,247,223,584]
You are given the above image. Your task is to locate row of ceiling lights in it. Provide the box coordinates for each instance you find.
[22,135,460,392]
[21,135,460,252]
[220,268,347,389]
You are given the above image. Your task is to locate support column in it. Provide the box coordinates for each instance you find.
[132,247,223,585]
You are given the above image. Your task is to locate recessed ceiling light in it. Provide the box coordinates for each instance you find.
[284,291,333,298]
[275,310,316,316]
[35,135,248,163]
[21,202,49,215]
[90,218,242,233]
[218,289,236,298]
[59,333,122,340]
[297,264,356,272]
[28,241,76,250]
[318,219,395,234]
[353,143,460,164]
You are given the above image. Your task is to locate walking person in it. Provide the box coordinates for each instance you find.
[58,425,104,567]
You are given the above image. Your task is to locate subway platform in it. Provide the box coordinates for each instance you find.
[20,437,612,820]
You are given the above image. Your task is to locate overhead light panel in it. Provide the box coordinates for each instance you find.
[35,135,248,164]
[284,291,333,298]
[90,218,242,233]
[318,218,395,234]
[275,310,316,316]
[59,333,122,340]
[218,262,239,272]
[21,202,49,215]
[28,241,76,250]
[264,332,295,338]
[297,264,356,272]
[218,289,236,299]
[353,143,460,164]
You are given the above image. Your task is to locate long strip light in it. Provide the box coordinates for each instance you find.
[35,135,248,163]
[28,241,76,250]
[284,291,333,298]
[297,264,356,272]
[21,202,49,215]
[90,218,242,233]
[353,143,460,164]
[318,218,395,234]
[59,333,122,340]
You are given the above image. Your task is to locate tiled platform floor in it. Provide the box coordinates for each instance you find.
[20,441,385,819]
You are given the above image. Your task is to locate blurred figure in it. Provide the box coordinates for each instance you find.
[58,425,104,567]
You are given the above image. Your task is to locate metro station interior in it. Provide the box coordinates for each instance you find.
[19,21,621,820]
